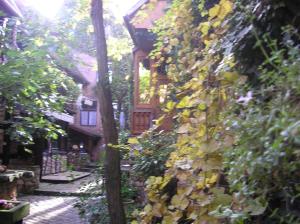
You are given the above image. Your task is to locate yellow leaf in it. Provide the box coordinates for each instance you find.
[210,189,232,207]
[223,71,239,82]
[152,203,164,217]
[144,204,152,214]
[199,22,210,35]
[207,173,219,184]
[218,0,233,19]
[166,101,176,111]
[181,109,190,118]
[171,194,189,210]
[198,125,206,137]
[170,38,179,46]
[212,20,221,28]
[198,102,207,111]
[177,123,190,134]
[180,197,190,210]
[177,186,193,196]
[133,149,140,156]
[162,215,174,224]
[171,194,181,206]
[208,4,220,19]
[195,193,213,206]
[176,96,190,108]
[155,115,165,126]
[128,137,139,144]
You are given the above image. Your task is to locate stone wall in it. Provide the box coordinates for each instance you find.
[0,180,17,200]
[9,165,40,194]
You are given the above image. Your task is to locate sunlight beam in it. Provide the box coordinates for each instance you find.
[26,0,64,19]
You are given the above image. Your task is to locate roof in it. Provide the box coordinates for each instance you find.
[124,0,168,50]
[124,0,151,48]
[0,0,23,17]
[69,125,101,138]
[124,0,149,21]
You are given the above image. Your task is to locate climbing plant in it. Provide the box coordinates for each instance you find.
[133,0,237,223]
[132,0,300,223]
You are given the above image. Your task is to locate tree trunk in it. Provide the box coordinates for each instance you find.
[90,1,126,224]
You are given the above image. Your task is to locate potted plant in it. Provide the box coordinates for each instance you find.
[0,199,30,224]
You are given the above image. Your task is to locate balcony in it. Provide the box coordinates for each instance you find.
[131,109,153,135]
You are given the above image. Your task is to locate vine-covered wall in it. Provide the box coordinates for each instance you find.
[132,0,300,223]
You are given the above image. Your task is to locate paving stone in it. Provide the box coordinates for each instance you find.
[41,171,91,183]
[19,195,88,224]
[35,173,101,196]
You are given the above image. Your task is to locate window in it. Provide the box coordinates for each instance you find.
[138,58,151,104]
[159,84,168,104]
[80,100,97,126]
[80,111,97,126]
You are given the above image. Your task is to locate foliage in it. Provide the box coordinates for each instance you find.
[138,63,151,103]
[133,0,300,223]
[118,130,131,160]
[110,53,132,128]
[76,196,110,224]
[75,167,138,223]
[134,0,236,223]
[75,168,108,224]
[220,29,300,224]
[217,0,300,222]
[121,172,138,201]
[0,15,78,143]
[132,130,176,178]
[57,0,133,128]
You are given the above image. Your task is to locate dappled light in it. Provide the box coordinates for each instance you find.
[0,0,299,224]
[26,0,65,18]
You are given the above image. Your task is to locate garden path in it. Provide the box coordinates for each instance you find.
[20,195,87,224]
[18,173,100,224]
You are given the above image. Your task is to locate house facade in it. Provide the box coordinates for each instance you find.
[124,0,171,135]
[68,52,103,162]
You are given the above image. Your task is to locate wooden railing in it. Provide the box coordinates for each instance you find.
[132,109,153,135]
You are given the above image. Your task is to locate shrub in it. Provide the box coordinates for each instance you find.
[223,28,300,223]
[132,130,176,178]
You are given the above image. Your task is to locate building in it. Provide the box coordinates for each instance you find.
[68,52,103,162]
[124,0,171,135]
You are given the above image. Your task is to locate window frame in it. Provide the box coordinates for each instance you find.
[80,110,97,126]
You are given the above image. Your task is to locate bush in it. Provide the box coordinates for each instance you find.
[132,130,176,178]
[223,28,300,223]
[74,167,108,224]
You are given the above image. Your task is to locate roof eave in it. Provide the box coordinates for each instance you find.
[124,15,138,47]
[0,0,23,18]
[124,0,149,20]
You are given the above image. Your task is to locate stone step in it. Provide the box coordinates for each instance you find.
[41,171,91,183]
